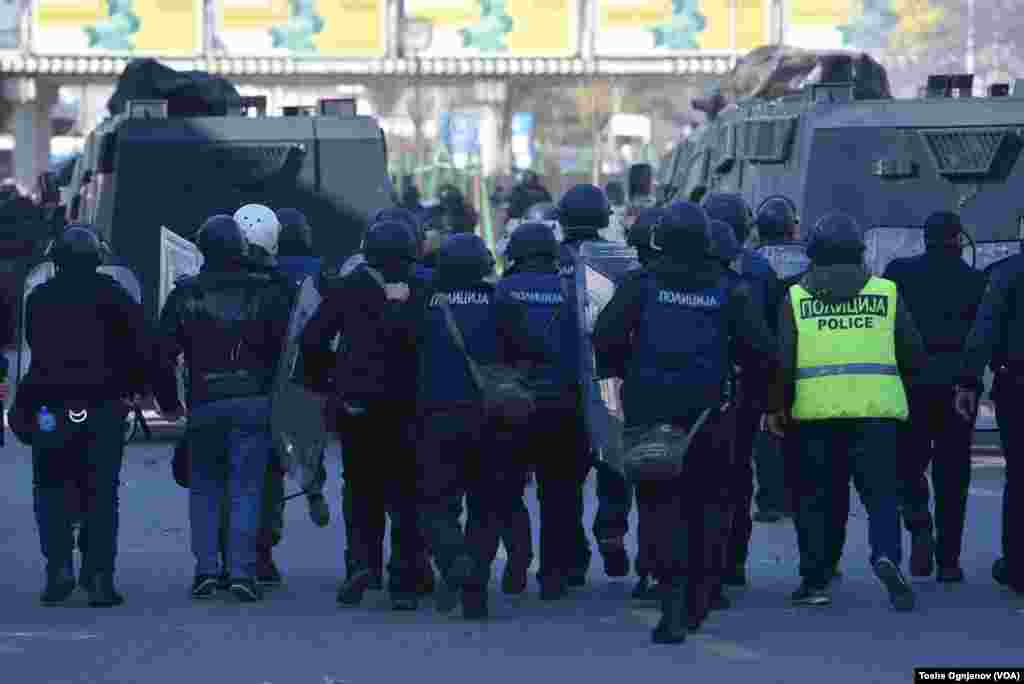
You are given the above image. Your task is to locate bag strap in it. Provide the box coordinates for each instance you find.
[540,279,568,340]
[437,296,487,394]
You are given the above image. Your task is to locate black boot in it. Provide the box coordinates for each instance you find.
[652,583,688,645]
[40,569,76,606]
[87,573,124,607]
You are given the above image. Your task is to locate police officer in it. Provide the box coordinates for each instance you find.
[702,193,780,586]
[557,184,628,581]
[301,221,428,610]
[593,202,778,644]
[414,233,539,619]
[755,196,800,244]
[17,224,149,607]
[497,222,585,600]
[154,215,294,603]
[956,246,1024,595]
[766,212,929,610]
[507,170,553,221]
[883,211,985,582]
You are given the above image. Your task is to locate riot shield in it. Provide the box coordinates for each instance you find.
[158,227,203,315]
[270,276,328,492]
[755,242,810,279]
[972,241,1020,274]
[575,242,640,475]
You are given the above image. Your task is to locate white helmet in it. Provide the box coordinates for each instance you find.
[234,204,281,256]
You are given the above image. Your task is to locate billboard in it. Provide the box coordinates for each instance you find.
[33,0,202,55]
[405,0,577,57]
[216,0,386,56]
[596,0,769,55]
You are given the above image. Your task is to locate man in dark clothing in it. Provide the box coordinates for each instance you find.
[507,170,553,221]
[956,247,1024,596]
[883,212,985,582]
[18,224,150,607]
[301,221,430,610]
[557,184,629,581]
[414,233,541,619]
[154,215,294,603]
[766,212,930,611]
[594,201,779,644]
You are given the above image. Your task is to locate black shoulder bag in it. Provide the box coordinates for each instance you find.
[437,296,536,425]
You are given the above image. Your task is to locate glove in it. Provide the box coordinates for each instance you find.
[954,386,978,423]
[765,411,788,438]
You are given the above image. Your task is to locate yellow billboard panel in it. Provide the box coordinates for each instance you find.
[405,0,577,57]
[34,0,202,55]
[217,0,386,56]
[596,0,769,55]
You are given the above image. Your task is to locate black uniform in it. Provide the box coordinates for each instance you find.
[960,252,1024,594]
[17,227,149,606]
[884,242,985,578]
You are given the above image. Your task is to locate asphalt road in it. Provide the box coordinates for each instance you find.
[0,436,1019,684]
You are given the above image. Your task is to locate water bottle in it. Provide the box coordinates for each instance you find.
[37,406,56,433]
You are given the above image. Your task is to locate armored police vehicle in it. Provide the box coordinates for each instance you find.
[65,95,392,320]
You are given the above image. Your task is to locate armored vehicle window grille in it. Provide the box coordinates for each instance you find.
[920,129,1007,176]
[743,117,796,163]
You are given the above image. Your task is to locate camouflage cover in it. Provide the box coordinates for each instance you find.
[755,242,810,279]
[270,276,328,492]
[575,241,640,474]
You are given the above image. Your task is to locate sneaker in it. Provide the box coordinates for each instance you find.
[937,566,964,583]
[873,557,915,611]
[229,578,263,602]
[501,561,528,595]
[306,493,330,528]
[722,566,747,587]
[909,530,935,577]
[790,582,831,606]
[191,575,219,600]
[256,561,283,588]
[336,568,374,606]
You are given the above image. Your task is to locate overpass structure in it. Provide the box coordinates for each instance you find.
[0,0,796,187]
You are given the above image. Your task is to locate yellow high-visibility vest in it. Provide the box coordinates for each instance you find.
[789,277,909,421]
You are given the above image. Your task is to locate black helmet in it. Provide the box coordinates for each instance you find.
[806,212,865,265]
[197,215,248,264]
[558,184,610,230]
[362,220,417,265]
[525,202,556,222]
[276,207,313,256]
[374,207,422,243]
[604,180,626,206]
[51,223,104,270]
[707,218,741,262]
[923,211,963,246]
[652,201,710,257]
[507,222,558,263]
[755,196,799,242]
[438,233,494,281]
[702,192,752,244]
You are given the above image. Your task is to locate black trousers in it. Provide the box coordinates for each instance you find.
[994,378,1023,589]
[633,408,733,601]
[900,385,975,568]
[31,401,127,578]
[726,400,759,569]
[531,401,593,579]
[415,407,513,588]
[788,430,849,578]
[337,402,423,592]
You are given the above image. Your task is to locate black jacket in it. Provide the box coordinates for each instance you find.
[154,265,295,412]
[301,264,426,409]
[884,249,985,387]
[961,253,1024,383]
[23,269,150,402]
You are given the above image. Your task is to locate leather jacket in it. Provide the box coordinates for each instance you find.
[154,265,295,412]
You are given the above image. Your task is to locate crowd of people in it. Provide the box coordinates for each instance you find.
[9,174,1021,646]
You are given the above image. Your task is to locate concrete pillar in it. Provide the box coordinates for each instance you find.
[12,79,57,189]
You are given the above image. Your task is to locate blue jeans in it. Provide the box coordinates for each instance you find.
[187,397,273,580]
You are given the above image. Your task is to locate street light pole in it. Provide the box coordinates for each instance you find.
[966,0,975,76]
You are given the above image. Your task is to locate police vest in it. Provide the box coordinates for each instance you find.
[497,271,570,393]
[789,277,908,421]
[627,276,730,415]
[419,286,498,406]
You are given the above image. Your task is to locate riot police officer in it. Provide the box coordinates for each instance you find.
[15,224,150,607]
[153,215,294,603]
[414,233,539,619]
[702,193,780,587]
[956,246,1024,596]
[497,221,585,600]
[301,221,430,610]
[766,213,929,611]
[557,184,629,581]
[593,202,778,644]
[883,211,985,582]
